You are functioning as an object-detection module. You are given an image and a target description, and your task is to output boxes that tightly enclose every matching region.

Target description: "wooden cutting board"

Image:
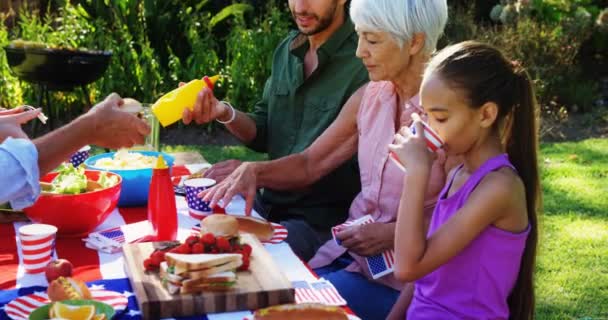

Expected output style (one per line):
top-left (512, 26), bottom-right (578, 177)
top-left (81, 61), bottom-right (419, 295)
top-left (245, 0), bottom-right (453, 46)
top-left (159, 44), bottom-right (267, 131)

top-left (122, 234), bottom-right (294, 319)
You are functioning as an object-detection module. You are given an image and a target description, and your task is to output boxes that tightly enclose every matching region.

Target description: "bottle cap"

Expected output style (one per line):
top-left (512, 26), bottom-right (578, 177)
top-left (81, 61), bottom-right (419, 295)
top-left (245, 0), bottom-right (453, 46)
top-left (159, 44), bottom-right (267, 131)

top-left (155, 155), bottom-right (168, 169)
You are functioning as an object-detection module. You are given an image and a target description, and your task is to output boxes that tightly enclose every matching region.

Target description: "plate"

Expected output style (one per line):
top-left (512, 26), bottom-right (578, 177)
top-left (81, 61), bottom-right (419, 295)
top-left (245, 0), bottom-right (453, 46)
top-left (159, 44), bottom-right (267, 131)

top-left (4, 289), bottom-right (127, 320)
top-left (192, 222), bottom-right (288, 244)
top-left (28, 299), bottom-right (115, 320)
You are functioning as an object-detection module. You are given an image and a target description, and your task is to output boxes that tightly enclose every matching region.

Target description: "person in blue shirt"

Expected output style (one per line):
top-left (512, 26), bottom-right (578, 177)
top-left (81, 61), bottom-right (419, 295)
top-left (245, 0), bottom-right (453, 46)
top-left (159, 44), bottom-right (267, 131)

top-left (0, 93), bottom-right (150, 209)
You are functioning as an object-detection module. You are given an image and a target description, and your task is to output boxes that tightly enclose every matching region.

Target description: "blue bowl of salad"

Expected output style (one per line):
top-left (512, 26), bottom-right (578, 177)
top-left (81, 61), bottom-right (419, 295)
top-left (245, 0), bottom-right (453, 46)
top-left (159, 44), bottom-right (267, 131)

top-left (84, 150), bottom-right (174, 207)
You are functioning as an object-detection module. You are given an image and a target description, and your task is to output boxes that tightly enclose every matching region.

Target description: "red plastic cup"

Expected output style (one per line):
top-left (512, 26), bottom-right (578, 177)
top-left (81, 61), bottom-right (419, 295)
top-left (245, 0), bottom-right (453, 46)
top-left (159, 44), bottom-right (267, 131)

top-left (390, 121), bottom-right (444, 170)
top-left (18, 224), bottom-right (57, 274)
top-left (411, 121), bottom-right (444, 152)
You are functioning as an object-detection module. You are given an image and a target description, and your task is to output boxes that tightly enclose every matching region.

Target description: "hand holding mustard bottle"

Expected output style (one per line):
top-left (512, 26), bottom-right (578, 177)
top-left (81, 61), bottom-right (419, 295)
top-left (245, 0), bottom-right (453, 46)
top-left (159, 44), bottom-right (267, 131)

top-left (151, 75), bottom-right (221, 127)
top-left (180, 76), bottom-right (233, 126)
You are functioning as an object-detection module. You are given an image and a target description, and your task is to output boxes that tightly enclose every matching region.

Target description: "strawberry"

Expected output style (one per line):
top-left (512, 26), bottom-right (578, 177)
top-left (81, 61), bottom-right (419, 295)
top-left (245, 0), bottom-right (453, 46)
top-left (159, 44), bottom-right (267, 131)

top-left (216, 236), bottom-right (231, 252)
top-left (238, 256), bottom-right (250, 271)
top-left (143, 258), bottom-right (156, 271)
top-left (191, 243), bottom-right (204, 254)
top-left (241, 244), bottom-right (252, 257)
top-left (171, 243), bottom-right (191, 254)
top-left (150, 251), bottom-right (166, 265)
top-left (201, 233), bottom-right (216, 246)
top-left (185, 235), bottom-right (200, 246)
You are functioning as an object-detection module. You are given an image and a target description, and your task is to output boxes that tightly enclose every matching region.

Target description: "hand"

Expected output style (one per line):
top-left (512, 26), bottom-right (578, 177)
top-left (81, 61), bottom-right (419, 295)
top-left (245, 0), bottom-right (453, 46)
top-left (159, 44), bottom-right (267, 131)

top-left (336, 222), bottom-right (394, 257)
top-left (0, 107), bottom-right (41, 142)
top-left (181, 83), bottom-right (228, 125)
top-left (200, 162), bottom-right (258, 216)
top-left (388, 113), bottom-right (433, 172)
top-left (204, 159), bottom-right (242, 183)
top-left (84, 93), bottom-right (151, 149)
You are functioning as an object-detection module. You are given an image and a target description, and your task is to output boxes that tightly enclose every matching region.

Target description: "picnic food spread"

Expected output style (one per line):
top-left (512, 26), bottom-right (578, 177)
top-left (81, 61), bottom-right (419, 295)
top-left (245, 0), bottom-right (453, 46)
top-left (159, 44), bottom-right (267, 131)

top-left (199, 214), bottom-right (239, 239)
top-left (45, 164), bottom-right (118, 195)
top-left (142, 215), bottom-right (253, 273)
top-left (253, 303), bottom-right (348, 320)
top-left (93, 149), bottom-right (158, 169)
top-left (234, 216), bottom-right (275, 242)
top-left (160, 253), bottom-right (241, 294)
top-left (47, 277), bottom-right (92, 301)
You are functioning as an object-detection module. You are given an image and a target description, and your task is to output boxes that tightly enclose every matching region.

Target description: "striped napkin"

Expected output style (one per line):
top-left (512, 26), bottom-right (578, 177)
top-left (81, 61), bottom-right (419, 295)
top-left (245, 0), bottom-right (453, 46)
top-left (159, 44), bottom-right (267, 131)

top-left (292, 279), bottom-right (346, 306)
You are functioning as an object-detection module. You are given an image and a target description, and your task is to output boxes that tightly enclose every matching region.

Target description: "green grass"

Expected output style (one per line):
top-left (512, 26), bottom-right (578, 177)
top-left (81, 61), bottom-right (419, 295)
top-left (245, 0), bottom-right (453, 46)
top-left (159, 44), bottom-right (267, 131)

top-left (161, 139), bottom-right (608, 319)
top-left (161, 144), bottom-right (267, 164)
top-left (536, 139), bottom-right (608, 319)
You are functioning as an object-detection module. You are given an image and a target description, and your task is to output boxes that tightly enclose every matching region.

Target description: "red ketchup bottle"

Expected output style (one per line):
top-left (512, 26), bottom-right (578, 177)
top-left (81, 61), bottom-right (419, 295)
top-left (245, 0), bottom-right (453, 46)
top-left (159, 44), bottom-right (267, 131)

top-left (147, 155), bottom-right (177, 241)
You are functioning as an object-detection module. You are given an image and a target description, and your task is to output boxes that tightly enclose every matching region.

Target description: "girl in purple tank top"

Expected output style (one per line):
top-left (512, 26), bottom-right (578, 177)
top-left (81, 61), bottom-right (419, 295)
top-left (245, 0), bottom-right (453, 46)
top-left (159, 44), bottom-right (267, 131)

top-left (388, 41), bottom-right (541, 320)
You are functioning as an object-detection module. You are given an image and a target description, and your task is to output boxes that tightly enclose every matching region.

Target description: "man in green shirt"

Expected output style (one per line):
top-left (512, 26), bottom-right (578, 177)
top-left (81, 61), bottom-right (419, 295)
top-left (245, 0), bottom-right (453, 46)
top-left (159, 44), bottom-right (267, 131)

top-left (182, 0), bottom-right (368, 260)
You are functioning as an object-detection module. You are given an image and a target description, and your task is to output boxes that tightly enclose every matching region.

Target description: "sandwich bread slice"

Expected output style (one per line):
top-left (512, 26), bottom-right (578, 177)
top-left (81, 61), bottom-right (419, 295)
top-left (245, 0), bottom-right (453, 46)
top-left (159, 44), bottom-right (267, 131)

top-left (161, 253), bottom-right (242, 294)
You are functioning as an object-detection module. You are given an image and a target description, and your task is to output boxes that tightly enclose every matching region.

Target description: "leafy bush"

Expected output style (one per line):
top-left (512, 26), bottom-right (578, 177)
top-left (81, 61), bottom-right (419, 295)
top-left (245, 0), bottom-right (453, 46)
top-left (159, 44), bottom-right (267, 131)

top-left (224, 1), bottom-right (291, 112)
top-left (0, 15), bottom-right (24, 108)
top-left (443, 3), bottom-right (600, 115)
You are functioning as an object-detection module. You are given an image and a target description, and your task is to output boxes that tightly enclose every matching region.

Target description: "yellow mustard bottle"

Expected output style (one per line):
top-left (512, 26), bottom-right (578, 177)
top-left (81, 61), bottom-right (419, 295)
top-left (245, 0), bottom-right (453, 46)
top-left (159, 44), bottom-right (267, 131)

top-left (151, 75), bottom-right (220, 127)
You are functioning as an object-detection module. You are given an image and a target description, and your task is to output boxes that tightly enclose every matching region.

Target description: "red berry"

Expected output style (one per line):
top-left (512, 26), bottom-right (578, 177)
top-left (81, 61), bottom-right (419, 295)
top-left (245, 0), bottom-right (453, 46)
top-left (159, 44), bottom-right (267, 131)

top-left (238, 258), bottom-right (250, 271)
top-left (150, 251), bottom-right (165, 265)
top-left (175, 243), bottom-right (191, 254)
top-left (185, 235), bottom-right (200, 246)
top-left (216, 237), bottom-right (231, 252)
top-left (210, 248), bottom-right (219, 254)
top-left (191, 243), bottom-right (204, 254)
top-left (241, 244), bottom-right (252, 257)
top-left (143, 258), bottom-right (155, 271)
top-left (201, 233), bottom-right (216, 246)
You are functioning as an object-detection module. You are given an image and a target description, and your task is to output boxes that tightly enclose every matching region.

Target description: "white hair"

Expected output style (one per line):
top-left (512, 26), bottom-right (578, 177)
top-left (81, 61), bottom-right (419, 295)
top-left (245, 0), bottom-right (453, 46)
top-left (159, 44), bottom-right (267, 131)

top-left (350, 0), bottom-right (448, 53)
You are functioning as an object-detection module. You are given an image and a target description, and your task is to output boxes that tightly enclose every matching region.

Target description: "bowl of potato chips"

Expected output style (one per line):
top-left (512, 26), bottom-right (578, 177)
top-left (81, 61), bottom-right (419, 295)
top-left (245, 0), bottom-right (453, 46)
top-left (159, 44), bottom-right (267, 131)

top-left (84, 150), bottom-right (174, 206)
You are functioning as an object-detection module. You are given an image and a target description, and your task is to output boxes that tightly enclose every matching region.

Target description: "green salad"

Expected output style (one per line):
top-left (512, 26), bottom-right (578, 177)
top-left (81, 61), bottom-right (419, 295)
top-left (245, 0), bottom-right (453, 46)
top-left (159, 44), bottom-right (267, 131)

top-left (50, 164), bottom-right (118, 194)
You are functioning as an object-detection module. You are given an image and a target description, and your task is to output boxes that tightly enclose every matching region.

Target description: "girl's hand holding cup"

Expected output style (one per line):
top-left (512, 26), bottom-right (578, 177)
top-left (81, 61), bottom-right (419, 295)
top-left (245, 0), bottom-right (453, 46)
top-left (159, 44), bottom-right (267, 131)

top-left (388, 113), bottom-right (443, 172)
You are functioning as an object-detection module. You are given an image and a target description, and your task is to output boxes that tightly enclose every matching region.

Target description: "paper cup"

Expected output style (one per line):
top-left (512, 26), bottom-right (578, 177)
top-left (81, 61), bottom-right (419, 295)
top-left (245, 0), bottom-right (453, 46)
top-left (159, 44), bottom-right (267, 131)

top-left (18, 224), bottom-right (57, 274)
top-left (184, 178), bottom-right (217, 220)
top-left (69, 145), bottom-right (91, 167)
top-left (411, 122), bottom-right (444, 152)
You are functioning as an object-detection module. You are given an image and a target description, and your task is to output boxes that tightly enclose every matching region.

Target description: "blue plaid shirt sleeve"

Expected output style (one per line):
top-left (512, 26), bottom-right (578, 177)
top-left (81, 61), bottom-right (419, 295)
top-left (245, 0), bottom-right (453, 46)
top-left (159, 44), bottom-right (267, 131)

top-left (0, 138), bottom-right (40, 210)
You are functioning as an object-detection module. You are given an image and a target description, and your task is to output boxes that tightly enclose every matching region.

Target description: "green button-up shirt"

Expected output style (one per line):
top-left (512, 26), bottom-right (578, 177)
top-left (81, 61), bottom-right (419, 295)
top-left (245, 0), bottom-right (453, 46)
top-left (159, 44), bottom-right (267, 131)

top-left (247, 18), bottom-right (368, 230)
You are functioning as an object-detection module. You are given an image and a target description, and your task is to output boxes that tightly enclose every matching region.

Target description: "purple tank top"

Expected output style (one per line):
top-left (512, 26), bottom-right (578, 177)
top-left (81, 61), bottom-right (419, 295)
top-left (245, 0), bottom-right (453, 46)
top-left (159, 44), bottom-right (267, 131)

top-left (407, 154), bottom-right (530, 319)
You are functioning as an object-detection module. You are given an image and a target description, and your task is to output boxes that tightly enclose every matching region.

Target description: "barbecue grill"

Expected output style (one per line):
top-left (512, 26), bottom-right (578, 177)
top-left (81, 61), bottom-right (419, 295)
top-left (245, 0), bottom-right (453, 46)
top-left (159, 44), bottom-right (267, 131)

top-left (3, 44), bottom-right (112, 131)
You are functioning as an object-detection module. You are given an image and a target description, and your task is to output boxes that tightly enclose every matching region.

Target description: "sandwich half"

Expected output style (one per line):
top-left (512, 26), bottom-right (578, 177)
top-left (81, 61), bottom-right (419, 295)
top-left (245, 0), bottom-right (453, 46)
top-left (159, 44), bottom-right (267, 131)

top-left (161, 253), bottom-right (242, 294)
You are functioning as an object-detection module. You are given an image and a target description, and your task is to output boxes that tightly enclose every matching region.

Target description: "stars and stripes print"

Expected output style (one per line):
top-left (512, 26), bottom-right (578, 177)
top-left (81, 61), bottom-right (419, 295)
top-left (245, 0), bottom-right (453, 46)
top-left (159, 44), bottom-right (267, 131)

top-left (4, 289), bottom-right (128, 320)
top-left (332, 215), bottom-right (396, 279)
top-left (98, 226), bottom-right (126, 244)
top-left (292, 279), bottom-right (346, 306)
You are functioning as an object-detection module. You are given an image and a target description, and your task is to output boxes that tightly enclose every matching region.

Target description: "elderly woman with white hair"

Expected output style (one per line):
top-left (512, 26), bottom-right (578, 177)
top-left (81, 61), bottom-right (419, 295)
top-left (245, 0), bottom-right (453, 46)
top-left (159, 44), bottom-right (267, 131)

top-left (200, 0), bottom-right (453, 318)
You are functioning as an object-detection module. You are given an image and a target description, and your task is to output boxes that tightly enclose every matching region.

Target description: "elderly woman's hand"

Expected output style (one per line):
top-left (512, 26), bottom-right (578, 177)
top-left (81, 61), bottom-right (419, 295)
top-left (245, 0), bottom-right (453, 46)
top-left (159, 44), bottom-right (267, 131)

top-left (205, 159), bottom-right (243, 183)
top-left (200, 161), bottom-right (259, 216)
top-left (337, 222), bottom-right (395, 257)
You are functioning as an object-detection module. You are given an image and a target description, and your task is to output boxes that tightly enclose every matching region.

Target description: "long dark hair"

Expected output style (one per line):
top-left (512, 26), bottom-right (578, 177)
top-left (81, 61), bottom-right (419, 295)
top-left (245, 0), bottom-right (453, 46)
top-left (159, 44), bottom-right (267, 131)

top-left (427, 41), bottom-right (541, 319)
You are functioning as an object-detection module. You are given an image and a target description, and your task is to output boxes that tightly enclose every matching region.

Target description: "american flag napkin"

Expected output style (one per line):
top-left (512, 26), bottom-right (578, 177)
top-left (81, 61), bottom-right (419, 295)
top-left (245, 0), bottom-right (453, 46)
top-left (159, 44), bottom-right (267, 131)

top-left (84, 227), bottom-right (125, 254)
top-left (332, 215), bottom-right (396, 279)
top-left (292, 279), bottom-right (347, 306)
top-left (83, 221), bottom-right (151, 254)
